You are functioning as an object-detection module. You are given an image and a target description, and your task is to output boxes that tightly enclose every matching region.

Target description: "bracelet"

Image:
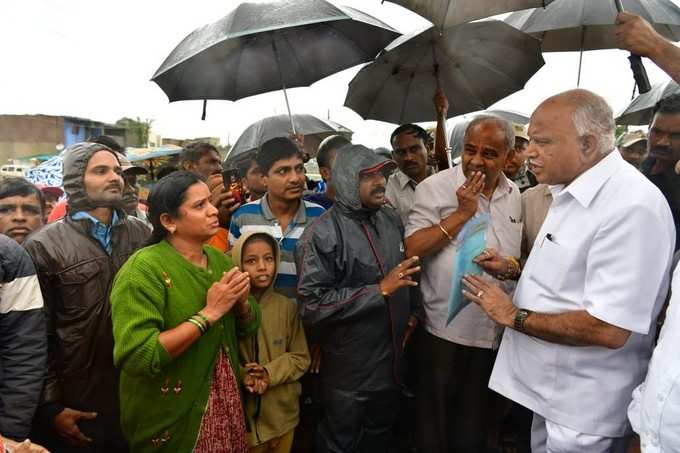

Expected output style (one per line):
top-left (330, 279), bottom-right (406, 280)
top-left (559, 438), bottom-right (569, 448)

top-left (195, 311), bottom-right (211, 329)
top-left (497, 256), bottom-right (521, 281)
top-left (187, 317), bottom-right (207, 335)
top-left (438, 223), bottom-right (453, 241)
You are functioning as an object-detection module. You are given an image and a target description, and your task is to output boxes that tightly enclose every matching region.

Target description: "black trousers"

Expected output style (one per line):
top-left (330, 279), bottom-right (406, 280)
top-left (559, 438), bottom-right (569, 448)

top-left (414, 328), bottom-right (497, 453)
top-left (316, 386), bottom-right (399, 453)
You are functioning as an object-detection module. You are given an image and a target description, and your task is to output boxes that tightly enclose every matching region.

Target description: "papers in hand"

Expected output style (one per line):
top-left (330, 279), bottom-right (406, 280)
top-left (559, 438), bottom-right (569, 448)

top-left (446, 213), bottom-right (489, 326)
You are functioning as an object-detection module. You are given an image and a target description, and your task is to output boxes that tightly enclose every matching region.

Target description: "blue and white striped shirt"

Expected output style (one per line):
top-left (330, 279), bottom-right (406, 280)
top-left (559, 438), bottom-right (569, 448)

top-left (229, 195), bottom-right (324, 299)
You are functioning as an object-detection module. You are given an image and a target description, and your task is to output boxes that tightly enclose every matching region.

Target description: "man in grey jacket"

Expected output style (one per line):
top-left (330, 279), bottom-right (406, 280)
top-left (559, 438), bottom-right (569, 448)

top-left (0, 234), bottom-right (46, 442)
top-left (295, 145), bottom-right (421, 453)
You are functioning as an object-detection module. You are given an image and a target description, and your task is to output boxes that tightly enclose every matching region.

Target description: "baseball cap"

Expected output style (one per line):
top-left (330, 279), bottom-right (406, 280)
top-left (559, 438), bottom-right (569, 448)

top-left (116, 153), bottom-right (148, 176)
top-left (512, 123), bottom-right (529, 142)
top-left (619, 130), bottom-right (647, 148)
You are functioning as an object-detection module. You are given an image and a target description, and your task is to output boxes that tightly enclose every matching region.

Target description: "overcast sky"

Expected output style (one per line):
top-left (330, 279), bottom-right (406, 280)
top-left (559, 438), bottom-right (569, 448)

top-left (1, 0), bottom-right (678, 150)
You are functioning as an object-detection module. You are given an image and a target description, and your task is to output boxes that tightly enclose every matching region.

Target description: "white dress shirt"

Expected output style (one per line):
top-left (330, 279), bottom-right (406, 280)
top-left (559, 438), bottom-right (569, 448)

top-left (628, 264), bottom-right (680, 452)
top-left (405, 165), bottom-right (522, 348)
top-left (489, 150), bottom-right (675, 437)
top-left (386, 169), bottom-right (433, 226)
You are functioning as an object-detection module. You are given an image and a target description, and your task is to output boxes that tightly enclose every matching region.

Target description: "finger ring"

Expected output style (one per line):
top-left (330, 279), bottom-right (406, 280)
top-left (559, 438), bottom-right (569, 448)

top-left (461, 184), bottom-right (468, 189)
top-left (477, 290), bottom-right (484, 298)
top-left (398, 272), bottom-right (404, 279)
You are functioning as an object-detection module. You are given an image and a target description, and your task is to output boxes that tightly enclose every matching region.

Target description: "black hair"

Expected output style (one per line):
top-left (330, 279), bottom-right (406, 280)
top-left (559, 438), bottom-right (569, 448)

top-left (180, 141), bottom-right (218, 166)
top-left (156, 164), bottom-right (179, 180)
top-left (652, 93), bottom-right (680, 119)
top-left (0, 177), bottom-right (45, 214)
top-left (146, 171), bottom-right (202, 246)
top-left (390, 124), bottom-right (432, 148)
top-left (241, 232), bottom-right (278, 265)
top-left (255, 137), bottom-right (303, 175)
top-left (90, 135), bottom-right (125, 154)
top-left (237, 157), bottom-right (257, 179)
top-left (317, 135), bottom-right (351, 169)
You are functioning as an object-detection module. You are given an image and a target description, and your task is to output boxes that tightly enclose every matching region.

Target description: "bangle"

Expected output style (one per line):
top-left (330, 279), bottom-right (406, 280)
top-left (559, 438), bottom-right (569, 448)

top-left (195, 311), bottom-right (211, 329)
top-left (438, 223), bottom-right (453, 241)
top-left (187, 317), bottom-right (207, 335)
top-left (497, 256), bottom-right (521, 281)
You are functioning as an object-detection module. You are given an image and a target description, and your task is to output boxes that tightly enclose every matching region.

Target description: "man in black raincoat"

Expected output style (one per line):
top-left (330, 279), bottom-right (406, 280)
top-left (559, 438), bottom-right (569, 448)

top-left (295, 144), bottom-right (421, 453)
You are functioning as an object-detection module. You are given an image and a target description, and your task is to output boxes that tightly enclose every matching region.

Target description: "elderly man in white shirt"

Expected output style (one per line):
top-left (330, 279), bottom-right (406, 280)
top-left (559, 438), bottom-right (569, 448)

top-left (462, 89), bottom-right (675, 453)
top-left (405, 115), bottom-right (522, 453)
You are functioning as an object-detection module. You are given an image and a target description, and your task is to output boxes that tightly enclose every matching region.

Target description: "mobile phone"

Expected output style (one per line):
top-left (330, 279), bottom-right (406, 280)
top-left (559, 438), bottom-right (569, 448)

top-left (222, 168), bottom-right (244, 204)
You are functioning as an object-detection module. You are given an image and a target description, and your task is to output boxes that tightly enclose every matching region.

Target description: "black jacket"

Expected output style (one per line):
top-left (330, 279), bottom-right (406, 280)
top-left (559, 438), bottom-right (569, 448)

top-left (295, 145), bottom-right (415, 392)
top-left (0, 235), bottom-right (46, 439)
top-left (23, 143), bottom-right (149, 427)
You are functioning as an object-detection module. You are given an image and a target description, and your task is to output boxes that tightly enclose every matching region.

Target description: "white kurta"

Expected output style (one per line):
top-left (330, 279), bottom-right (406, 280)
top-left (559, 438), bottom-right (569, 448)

top-left (489, 151), bottom-right (676, 437)
top-left (628, 263), bottom-right (680, 452)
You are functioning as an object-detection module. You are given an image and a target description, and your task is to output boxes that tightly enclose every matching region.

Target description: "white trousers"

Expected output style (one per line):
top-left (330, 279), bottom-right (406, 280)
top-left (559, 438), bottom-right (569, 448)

top-left (531, 413), bottom-right (628, 453)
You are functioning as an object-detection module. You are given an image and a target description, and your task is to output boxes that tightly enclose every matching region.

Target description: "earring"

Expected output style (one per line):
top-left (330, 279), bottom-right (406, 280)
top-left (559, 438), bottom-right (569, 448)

top-left (168, 226), bottom-right (176, 234)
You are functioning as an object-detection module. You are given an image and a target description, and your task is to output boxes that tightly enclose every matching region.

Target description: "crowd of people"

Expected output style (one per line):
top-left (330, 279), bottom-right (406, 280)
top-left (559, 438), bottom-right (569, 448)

top-left (1, 11), bottom-right (680, 453)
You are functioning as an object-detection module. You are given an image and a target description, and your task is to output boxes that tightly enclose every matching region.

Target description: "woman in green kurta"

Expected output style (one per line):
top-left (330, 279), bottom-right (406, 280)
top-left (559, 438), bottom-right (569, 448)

top-left (110, 171), bottom-right (261, 453)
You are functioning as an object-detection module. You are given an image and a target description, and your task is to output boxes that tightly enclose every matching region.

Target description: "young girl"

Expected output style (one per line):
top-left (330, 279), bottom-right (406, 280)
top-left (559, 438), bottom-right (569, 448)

top-left (233, 232), bottom-right (310, 453)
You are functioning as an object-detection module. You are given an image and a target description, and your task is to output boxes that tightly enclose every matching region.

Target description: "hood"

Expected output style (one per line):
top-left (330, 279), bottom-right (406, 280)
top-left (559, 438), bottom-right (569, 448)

top-left (231, 230), bottom-right (281, 294)
top-left (332, 144), bottom-right (397, 214)
top-left (63, 142), bottom-right (121, 212)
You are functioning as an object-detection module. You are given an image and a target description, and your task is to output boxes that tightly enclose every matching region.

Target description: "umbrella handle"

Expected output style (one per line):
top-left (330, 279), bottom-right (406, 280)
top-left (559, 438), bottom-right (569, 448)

top-left (614, 0), bottom-right (651, 93)
top-left (271, 40), bottom-right (297, 135)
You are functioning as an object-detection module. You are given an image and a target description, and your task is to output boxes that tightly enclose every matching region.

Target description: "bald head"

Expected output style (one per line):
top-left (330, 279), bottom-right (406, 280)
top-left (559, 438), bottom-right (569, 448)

top-left (528, 89), bottom-right (615, 186)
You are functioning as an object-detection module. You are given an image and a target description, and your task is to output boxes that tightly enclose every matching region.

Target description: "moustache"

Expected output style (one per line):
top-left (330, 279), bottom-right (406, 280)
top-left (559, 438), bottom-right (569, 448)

top-left (106, 182), bottom-right (122, 191)
top-left (370, 187), bottom-right (386, 196)
top-left (286, 184), bottom-right (304, 190)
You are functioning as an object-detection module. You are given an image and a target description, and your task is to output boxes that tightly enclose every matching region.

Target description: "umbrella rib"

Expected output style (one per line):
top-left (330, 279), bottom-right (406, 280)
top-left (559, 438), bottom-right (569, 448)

top-left (399, 47), bottom-right (432, 123)
top-left (279, 31), bottom-right (316, 87)
top-left (365, 61), bottom-right (404, 120)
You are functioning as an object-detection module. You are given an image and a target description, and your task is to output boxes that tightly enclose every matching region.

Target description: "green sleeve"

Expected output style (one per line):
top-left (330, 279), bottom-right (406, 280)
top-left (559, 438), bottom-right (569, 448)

top-left (236, 296), bottom-right (261, 338)
top-left (111, 256), bottom-right (173, 378)
top-left (263, 300), bottom-right (311, 387)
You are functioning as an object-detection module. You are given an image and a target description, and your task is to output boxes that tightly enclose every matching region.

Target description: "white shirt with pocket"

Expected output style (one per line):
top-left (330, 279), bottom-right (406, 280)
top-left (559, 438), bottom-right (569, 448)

top-left (405, 164), bottom-right (522, 349)
top-left (489, 150), bottom-right (675, 437)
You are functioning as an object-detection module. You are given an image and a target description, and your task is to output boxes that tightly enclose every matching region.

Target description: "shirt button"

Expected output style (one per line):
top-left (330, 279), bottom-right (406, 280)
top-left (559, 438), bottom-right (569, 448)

top-left (225, 346), bottom-right (230, 354)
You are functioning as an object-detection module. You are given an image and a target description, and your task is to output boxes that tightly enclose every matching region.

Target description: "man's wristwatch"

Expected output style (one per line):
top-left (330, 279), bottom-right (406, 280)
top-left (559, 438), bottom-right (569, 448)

top-left (514, 309), bottom-right (532, 332)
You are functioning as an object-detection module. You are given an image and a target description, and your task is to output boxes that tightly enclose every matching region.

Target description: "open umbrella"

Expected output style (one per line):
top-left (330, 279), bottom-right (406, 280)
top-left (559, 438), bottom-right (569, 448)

top-left (24, 154), bottom-right (63, 188)
top-left (344, 21), bottom-right (544, 125)
top-left (152, 0), bottom-right (400, 132)
top-left (384, 0), bottom-right (554, 28)
top-left (617, 79), bottom-right (680, 125)
top-left (225, 114), bottom-right (353, 163)
top-left (505, 0), bottom-right (680, 86)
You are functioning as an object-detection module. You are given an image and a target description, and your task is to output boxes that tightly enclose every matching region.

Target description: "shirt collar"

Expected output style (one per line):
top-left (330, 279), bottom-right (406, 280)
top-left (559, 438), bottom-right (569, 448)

top-left (71, 210), bottom-right (120, 227)
top-left (552, 150), bottom-right (621, 208)
top-left (260, 194), bottom-right (307, 224)
top-left (394, 167), bottom-right (434, 190)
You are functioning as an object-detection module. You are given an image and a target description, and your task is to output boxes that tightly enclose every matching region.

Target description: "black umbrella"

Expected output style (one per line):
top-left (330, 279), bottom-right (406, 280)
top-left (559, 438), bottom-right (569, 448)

top-left (225, 114), bottom-right (353, 163)
top-left (505, 0), bottom-right (680, 88)
top-left (344, 21), bottom-right (544, 124)
top-left (384, 0), bottom-right (554, 28)
top-left (152, 0), bottom-right (400, 132)
top-left (617, 79), bottom-right (680, 125)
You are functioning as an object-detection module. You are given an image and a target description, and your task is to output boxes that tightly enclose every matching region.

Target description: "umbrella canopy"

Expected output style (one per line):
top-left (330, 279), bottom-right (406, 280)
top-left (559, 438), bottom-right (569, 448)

top-left (617, 79), bottom-right (680, 125)
top-left (483, 109), bottom-right (530, 125)
top-left (386, 0), bottom-right (554, 28)
top-left (344, 21), bottom-right (544, 124)
top-left (152, 0), bottom-right (400, 103)
top-left (127, 145), bottom-right (183, 162)
top-left (225, 114), bottom-right (353, 163)
top-left (505, 0), bottom-right (680, 51)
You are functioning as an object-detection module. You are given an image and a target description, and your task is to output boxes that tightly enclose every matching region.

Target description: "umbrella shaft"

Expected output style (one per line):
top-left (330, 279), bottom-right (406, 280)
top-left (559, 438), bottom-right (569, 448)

top-left (271, 40), bottom-right (297, 135)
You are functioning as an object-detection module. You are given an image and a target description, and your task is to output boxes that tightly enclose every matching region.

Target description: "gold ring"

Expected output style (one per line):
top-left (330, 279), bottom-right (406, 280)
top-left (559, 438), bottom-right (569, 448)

top-left (477, 290), bottom-right (484, 298)
top-left (461, 184), bottom-right (468, 189)
top-left (398, 272), bottom-right (404, 279)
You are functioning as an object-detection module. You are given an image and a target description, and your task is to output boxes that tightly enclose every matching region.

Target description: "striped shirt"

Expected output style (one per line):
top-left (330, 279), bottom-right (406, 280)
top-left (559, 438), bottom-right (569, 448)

top-left (229, 195), bottom-right (325, 299)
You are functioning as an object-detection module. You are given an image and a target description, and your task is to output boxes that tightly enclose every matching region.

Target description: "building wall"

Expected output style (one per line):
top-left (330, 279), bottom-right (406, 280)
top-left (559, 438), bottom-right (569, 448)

top-left (0, 115), bottom-right (65, 164)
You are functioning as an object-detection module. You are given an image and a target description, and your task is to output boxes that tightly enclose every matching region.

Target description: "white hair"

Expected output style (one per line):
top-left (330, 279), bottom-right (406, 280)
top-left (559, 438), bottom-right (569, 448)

top-left (567, 90), bottom-right (616, 155)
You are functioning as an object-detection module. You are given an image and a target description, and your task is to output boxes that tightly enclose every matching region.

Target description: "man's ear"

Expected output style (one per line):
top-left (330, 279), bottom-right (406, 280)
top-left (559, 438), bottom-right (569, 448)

top-left (580, 134), bottom-right (599, 159)
top-left (181, 161), bottom-right (193, 172)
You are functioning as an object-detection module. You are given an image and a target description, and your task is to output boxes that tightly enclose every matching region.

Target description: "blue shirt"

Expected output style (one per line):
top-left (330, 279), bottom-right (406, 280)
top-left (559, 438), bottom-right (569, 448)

top-left (71, 211), bottom-right (120, 255)
top-left (228, 195), bottom-right (324, 299)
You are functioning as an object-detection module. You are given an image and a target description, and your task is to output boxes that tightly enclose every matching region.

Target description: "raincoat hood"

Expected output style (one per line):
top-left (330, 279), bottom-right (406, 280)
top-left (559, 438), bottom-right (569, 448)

top-left (62, 142), bottom-right (121, 212)
top-left (231, 231), bottom-right (281, 295)
top-left (331, 144), bottom-right (397, 214)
